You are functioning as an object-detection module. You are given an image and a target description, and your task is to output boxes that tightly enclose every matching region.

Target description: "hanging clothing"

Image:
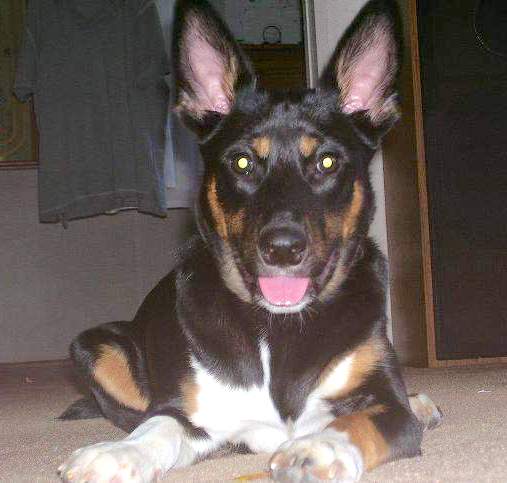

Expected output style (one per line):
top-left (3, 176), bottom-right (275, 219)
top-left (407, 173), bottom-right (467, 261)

top-left (15, 0), bottom-right (170, 223)
top-left (155, 0), bottom-right (204, 209)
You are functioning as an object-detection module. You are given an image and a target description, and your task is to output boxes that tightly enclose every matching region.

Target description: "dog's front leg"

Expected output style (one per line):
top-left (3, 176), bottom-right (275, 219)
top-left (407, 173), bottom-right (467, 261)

top-left (269, 403), bottom-right (423, 483)
top-left (58, 416), bottom-right (211, 483)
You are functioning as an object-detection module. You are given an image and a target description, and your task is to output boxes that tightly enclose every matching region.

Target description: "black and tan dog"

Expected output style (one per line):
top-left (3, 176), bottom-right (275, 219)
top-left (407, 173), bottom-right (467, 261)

top-left (58, 1), bottom-right (441, 481)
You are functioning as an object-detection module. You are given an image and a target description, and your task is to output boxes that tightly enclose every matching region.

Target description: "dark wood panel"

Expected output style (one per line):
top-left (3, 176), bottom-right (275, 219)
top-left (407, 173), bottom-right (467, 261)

top-left (383, 0), bottom-right (427, 366)
top-left (0, 0), bottom-right (38, 169)
top-left (417, 0), bottom-right (507, 360)
top-left (243, 44), bottom-right (306, 91)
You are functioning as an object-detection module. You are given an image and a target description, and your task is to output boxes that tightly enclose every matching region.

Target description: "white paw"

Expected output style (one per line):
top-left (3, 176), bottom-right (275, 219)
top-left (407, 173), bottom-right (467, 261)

top-left (57, 441), bottom-right (160, 483)
top-left (269, 430), bottom-right (363, 483)
top-left (409, 393), bottom-right (443, 431)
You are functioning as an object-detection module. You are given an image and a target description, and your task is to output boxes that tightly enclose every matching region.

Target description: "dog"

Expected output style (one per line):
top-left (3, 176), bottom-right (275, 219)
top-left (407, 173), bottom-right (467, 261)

top-left (57, 1), bottom-right (442, 481)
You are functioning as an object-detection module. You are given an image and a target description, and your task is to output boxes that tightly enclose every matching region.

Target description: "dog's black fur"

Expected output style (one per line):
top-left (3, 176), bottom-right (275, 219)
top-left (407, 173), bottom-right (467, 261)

top-left (59, 1), bottom-right (441, 481)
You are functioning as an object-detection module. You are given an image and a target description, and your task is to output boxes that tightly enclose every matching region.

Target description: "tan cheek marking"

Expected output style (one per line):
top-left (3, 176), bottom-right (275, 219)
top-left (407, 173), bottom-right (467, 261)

top-left (318, 256), bottom-right (348, 303)
top-left (252, 136), bottom-right (271, 158)
top-left (299, 135), bottom-right (319, 157)
top-left (328, 404), bottom-right (389, 470)
top-left (318, 181), bottom-right (365, 302)
top-left (342, 181), bottom-right (364, 239)
top-left (220, 244), bottom-right (252, 303)
top-left (305, 216), bottom-right (326, 261)
top-left (324, 212), bottom-right (340, 240)
top-left (93, 344), bottom-right (150, 412)
top-left (207, 176), bottom-right (228, 240)
top-left (318, 337), bottom-right (385, 400)
top-left (229, 209), bottom-right (246, 237)
top-left (180, 376), bottom-right (200, 417)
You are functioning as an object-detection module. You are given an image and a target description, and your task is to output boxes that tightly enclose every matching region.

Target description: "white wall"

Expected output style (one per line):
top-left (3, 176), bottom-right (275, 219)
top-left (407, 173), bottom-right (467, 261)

top-left (209, 0), bottom-right (302, 44)
top-left (312, 0), bottom-right (393, 339)
top-left (0, 170), bottom-right (193, 363)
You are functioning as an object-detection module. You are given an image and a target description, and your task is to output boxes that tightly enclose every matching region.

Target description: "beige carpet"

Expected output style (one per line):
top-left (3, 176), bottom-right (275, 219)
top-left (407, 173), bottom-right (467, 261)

top-left (0, 361), bottom-right (506, 482)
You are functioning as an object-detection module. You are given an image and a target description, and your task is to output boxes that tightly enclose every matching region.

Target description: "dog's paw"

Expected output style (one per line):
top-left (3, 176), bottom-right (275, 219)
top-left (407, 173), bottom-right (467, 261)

top-left (57, 441), bottom-right (159, 483)
top-left (269, 429), bottom-right (363, 482)
top-left (409, 393), bottom-right (443, 431)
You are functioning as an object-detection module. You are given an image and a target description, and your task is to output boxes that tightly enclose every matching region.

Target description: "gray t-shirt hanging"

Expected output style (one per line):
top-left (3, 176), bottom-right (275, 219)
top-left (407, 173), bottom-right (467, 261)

top-left (15, 0), bottom-right (170, 223)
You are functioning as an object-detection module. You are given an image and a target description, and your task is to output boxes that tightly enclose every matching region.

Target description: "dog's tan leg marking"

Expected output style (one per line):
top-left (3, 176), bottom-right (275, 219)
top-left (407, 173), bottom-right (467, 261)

top-left (180, 376), bottom-right (200, 418)
top-left (409, 393), bottom-right (443, 431)
top-left (207, 176), bottom-right (228, 240)
top-left (252, 136), bottom-right (271, 158)
top-left (316, 337), bottom-right (385, 400)
top-left (299, 135), bottom-right (319, 157)
top-left (93, 344), bottom-right (149, 411)
top-left (342, 180), bottom-right (364, 239)
top-left (328, 405), bottom-right (389, 471)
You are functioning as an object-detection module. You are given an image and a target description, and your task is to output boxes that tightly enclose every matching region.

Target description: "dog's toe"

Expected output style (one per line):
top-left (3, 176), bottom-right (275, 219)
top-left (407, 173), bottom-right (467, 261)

top-left (57, 441), bottom-right (158, 483)
top-left (269, 430), bottom-right (363, 483)
top-left (409, 393), bottom-right (443, 431)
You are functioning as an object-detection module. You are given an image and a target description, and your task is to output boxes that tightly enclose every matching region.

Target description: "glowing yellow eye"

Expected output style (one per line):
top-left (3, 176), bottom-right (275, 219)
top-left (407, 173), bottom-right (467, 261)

top-left (237, 157), bottom-right (249, 170)
top-left (322, 156), bottom-right (335, 169)
top-left (317, 154), bottom-right (339, 174)
top-left (233, 155), bottom-right (253, 174)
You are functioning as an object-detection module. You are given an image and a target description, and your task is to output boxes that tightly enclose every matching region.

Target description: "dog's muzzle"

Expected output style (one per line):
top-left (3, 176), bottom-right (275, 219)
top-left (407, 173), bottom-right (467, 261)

top-left (257, 225), bottom-right (310, 307)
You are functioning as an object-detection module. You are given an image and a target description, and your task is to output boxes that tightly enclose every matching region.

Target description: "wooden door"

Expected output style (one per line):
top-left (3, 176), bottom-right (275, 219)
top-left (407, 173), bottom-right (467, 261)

top-left (417, 0), bottom-right (507, 362)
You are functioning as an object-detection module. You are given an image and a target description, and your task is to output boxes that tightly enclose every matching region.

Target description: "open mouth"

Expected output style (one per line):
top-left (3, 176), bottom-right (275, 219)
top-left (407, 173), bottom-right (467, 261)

top-left (258, 276), bottom-right (311, 307)
top-left (254, 246), bottom-right (343, 311)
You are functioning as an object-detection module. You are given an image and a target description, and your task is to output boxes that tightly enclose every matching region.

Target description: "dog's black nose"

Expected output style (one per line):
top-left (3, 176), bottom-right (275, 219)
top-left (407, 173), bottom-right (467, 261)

top-left (259, 227), bottom-right (307, 266)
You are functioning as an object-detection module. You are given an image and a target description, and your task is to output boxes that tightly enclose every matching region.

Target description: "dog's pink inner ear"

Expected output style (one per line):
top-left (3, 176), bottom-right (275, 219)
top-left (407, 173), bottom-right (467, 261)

top-left (186, 35), bottom-right (232, 114)
top-left (341, 46), bottom-right (389, 114)
top-left (337, 18), bottom-right (397, 123)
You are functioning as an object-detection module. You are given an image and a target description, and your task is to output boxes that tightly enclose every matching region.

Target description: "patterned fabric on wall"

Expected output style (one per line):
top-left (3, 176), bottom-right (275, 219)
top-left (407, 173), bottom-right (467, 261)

top-left (0, 0), bottom-right (36, 166)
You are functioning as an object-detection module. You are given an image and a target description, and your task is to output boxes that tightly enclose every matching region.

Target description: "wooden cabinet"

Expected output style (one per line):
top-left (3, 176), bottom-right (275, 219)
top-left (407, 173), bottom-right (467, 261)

top-left (385, 0), bottom-right (507, 367)
top-left (242, 44), bottom-right (306, 91)
top-left (0, 0), bottom-right (38, 169)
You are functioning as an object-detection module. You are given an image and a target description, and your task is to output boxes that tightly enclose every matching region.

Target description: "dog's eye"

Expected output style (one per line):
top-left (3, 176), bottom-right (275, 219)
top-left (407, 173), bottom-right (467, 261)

top-left (316, 154), bottom-right (339, 174)
top-left (232, 155), bottom-right (254, 175)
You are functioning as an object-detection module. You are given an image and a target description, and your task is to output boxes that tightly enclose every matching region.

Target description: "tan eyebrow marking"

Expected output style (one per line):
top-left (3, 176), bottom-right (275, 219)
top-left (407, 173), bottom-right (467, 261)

top-left (207, 176), bottom-right (228, 240)
top-left (299, 135), bottom-right (319, 157)
top-left (252, 136), bottom-right (271, 158)
top-left (328, 404), bottom-right (389, 470)
top-left (342, 180), bottom-right (364, 239)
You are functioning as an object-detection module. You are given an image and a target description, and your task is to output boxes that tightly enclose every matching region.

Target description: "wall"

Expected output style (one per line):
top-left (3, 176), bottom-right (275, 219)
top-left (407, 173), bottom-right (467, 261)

top-left (209, 0), bottom-right (302, 44)
top-left (1, 1), bottom-right (395, 363)
top-left (1, 170), bottom-right (193, 363)
top-left (312, 0), bottom-right (393, 339)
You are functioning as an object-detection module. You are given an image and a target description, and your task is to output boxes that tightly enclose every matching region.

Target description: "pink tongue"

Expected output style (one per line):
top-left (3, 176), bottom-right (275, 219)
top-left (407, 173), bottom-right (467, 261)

top-left (258, 277), bottom-right (310, 306)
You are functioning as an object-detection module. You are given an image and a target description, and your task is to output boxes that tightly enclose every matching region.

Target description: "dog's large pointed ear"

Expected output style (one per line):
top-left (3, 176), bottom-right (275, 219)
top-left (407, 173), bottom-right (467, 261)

top-left (172, 0), bottom-right (255, 140)
top-left (320, 0), bottom-right (401, 133)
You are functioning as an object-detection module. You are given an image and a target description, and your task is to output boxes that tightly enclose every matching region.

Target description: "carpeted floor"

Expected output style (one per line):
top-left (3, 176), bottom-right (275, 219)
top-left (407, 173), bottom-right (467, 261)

top-left (0, 361), bottom-right (506, 482)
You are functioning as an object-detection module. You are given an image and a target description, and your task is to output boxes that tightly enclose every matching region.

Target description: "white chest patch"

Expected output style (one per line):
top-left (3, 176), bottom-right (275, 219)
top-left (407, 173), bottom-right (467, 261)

top-left (189, 343), bottom-right (353, 453)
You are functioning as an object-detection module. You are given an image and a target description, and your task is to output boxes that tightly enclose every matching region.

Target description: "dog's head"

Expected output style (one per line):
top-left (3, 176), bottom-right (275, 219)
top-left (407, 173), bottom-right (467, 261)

top-left (172, 0), bottom-right (401, 313)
